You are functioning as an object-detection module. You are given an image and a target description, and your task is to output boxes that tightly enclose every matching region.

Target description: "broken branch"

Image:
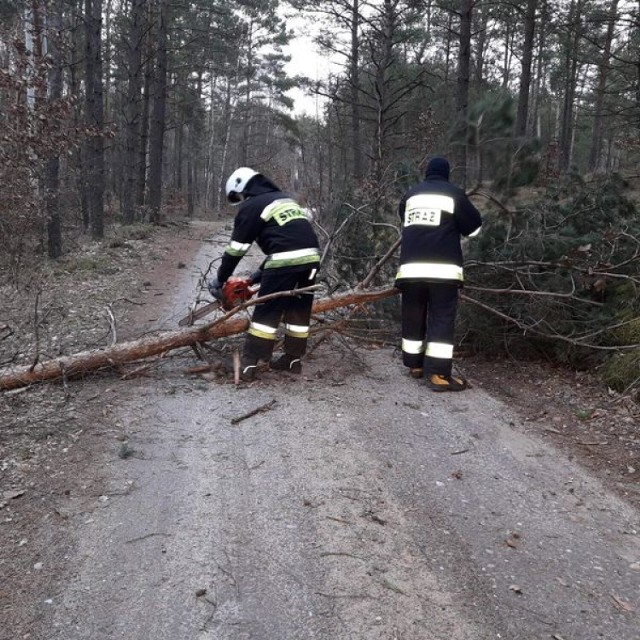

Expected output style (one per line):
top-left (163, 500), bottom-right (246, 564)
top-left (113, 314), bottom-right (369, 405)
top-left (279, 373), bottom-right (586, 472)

top-left (231, 399), bottom-right (276, 425)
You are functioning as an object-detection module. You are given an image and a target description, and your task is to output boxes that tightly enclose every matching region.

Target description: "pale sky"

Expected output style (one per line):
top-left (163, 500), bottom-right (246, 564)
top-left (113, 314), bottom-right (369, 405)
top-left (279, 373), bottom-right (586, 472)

top-left (281, 14), bottom-right (334, 117)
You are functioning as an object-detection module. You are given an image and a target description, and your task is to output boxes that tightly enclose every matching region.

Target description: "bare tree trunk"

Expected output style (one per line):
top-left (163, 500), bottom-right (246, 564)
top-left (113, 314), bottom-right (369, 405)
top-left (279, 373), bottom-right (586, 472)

top-left (68, 0), bottom-right (88, 229)
top-left (175, 119), bottom-right (183, 192)
top-left (444, 9), bottom-right (452, 106)
top-left (121, 0), bottom-right (145, 224)
top-left (84, 0), bottom-right (105, 240)
top-left (103, 0), bottom-right (113, 200)
top-left (455, 0), bottom-right (474, 186)
top-left (137, 27), bottom-right (152, 210)
top-left (241, 20), bottom-right (254, 166)
top-left (372, 0), bottom-right (395, 188)
top-left (515, 0), bottom-right (537, 138)
top-left (186, 124), bottom-right (194, 217)
top-left (502, 16), bottom-right (511, 88)
top-left (218, 72), bottom-right (239, 211)
top-left (558, 0), bottom-right (582, 172)
top-left (350, 0), bottom-right (363, 180)
top-left (45, 1), bottom-right (63, 258)
top-left (530, 0), bottom-right (548, 140)
top-left (637, 0), bottom-right (640, 136)
top-left (588, 0), bottom-right (619, 172)
top-left (147, 0), bottom-right (169, 223)
top-left (473, 2), bottom-right (487, 85)
top-left (204, 75), bottom-right (218, 212)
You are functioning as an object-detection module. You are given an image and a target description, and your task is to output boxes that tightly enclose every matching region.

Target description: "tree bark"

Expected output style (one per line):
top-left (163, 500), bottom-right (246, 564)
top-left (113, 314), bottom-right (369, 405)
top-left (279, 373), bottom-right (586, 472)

top-left (530, 0), bottom-right (548, 140)
top-left (0, 287), bottom-right (399, 391)
top-left (121, 0), bottom-right (145, 224)
top-left (558, 0), bottom-right (583, 171)
top-left (515, 0), bottom-right (537, 138)
top-left (350, 0), bottom-right (363, 180)
top-left (137, 11), bottom-right (153, 209)
top-left (186, 124), bottom-right (194, 217)
top-left (46, 1), bottom-right (63, 258)
top-left (473, 2), bottom-right (487, 86)
top-left (147, 0), bottom-right (169, 223)
top-left (84, 0), bottom-right (105, 239)
top-left (455, 0), bottom-right (474, 186)
top-left (588, 0), bottom-right (619, 172)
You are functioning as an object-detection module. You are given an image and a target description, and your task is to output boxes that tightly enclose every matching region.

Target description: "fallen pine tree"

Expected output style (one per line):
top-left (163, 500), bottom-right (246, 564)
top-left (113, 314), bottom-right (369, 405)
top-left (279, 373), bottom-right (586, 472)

top-left (0, 286), bottom-right (399, 391)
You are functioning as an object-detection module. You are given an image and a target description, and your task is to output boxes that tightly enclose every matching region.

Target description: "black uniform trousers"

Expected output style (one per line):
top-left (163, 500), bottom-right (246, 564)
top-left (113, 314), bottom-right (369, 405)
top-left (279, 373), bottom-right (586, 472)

top-left (244, 266), bottom-right (318, 363)
top-left (400, 281), bottom-right (459, 377)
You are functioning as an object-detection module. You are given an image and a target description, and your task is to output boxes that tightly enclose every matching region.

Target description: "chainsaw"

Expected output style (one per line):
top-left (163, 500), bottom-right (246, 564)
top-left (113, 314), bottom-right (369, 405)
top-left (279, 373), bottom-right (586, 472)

top-left (178, 278), bottom-right (258, 327)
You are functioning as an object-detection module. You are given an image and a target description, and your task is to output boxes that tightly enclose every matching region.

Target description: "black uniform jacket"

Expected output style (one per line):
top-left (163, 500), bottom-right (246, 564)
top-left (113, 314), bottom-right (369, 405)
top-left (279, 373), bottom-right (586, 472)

top-left (396, 175), bottom-right (482, 285)
top-left (217, 175), bottom-right (320, 283)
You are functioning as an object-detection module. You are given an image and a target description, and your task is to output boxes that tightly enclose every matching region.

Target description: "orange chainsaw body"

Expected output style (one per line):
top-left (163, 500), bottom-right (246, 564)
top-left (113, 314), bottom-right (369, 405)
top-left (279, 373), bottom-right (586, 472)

top-left (221, 278), bottom-right (254, 311)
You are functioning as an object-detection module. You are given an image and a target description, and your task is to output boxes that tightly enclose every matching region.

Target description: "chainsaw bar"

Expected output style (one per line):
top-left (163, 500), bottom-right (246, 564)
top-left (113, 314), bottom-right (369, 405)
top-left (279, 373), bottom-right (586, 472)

top-left (177, 300), bottom-right (222, 327)
top-left (179, 282), bottom-right (259, 327)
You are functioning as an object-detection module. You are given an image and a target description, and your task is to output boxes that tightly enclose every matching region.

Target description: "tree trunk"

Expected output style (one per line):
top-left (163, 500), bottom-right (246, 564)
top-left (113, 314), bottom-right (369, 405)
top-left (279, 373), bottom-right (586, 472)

top-left (455, 0), bottom-right (474, 186)
top-left (121, 0), bottom-right (145, 225)
top-left (84, 0), bottom-right (105, 240)
top-left (515, 0), bottom-right (537, 138)
top-left (68, 0), bottom-right (88, 229)
top-left (137, 14), bottom-right (153, 210)
top-left (350, 0), bottom-right (363, 180)
top-left (147, 0), bottom-right (169, 223)
top-left (530, 0), bottom-right (548, 140)
top-left (186, 124), bottom-right (194, 217)
top-left (637, 0), bottom-right (640, 136)
top-left (588, 0), bottom-right (619, 172)
top-left (0, 287), bottom-right (398, 391)
top-left (473, 2), bottom-right (487, 86)
top-left (204, 74), bottom-right (218, 212)
top-left (372, 0), bottom-right (395, 188)
top-left (241, 20), bottom-right (254, 166)
top-left (175, 119), bottom-right (183, 192)
top-left (558, 0), bottom-right (582, 172)
top-left (218, 73), bottom-right (238, 211)
top-left (45, 2), bottom-right (64, 258)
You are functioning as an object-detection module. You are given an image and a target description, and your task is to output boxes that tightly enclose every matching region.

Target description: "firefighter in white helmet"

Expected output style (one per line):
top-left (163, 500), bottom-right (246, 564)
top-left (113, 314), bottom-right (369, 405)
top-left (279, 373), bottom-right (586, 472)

top-left (395, 157), bottom-right (482, 391)
top-left (208, 167), bottom-right (320, 381)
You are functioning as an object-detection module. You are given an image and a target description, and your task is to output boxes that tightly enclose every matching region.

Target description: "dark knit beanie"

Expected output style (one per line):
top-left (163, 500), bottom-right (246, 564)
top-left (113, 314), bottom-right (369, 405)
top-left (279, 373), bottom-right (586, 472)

top-left (425, 156), bottom-right (450, 180)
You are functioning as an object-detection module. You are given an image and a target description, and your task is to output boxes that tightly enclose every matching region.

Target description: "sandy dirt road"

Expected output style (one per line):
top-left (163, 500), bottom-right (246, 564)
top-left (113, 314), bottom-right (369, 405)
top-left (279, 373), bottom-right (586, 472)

top-left (7, 227), bottom-right (640, 639)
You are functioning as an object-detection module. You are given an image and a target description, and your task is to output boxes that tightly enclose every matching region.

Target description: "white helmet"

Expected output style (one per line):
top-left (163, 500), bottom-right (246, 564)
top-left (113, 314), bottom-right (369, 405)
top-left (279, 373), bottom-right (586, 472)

top-left (225, 167), bottom-right (259, 205)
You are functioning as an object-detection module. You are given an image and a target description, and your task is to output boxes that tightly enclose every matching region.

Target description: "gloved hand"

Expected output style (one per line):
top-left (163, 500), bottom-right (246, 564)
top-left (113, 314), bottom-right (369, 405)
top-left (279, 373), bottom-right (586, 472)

top-left (207, 277), bottom-right (223, 300)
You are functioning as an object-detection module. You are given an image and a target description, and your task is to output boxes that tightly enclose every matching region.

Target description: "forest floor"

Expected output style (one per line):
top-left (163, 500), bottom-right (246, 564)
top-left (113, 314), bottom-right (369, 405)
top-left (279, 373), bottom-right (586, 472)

top-left (1, 219), bottom-right (639, 639)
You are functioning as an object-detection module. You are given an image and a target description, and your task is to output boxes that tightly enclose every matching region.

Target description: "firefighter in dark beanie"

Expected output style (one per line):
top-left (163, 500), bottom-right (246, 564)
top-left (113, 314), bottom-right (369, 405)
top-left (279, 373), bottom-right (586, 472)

top-left (208, 167), bottom-right (320, 381)
top-left (395, 157), bottom-right (482, 391)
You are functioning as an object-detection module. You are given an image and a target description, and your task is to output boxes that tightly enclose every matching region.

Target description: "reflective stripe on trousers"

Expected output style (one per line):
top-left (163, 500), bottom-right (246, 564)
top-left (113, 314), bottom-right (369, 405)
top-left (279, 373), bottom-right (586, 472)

top-left (247, 321), bottom-right (278, 341)
top-left (285, 323), bottom-right (310, 339)
top-left (425, 341), bottom-right (453, 359)
top-left (402, 338), bottom-right (424, 355)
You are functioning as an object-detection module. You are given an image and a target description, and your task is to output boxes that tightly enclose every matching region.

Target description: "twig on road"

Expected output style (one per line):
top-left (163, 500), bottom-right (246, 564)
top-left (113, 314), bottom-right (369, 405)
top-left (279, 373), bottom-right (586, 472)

top-left (231, 399), bottom-right (276, 425)
top-left (319, 551), bottom-right (365, 560)
top-left (125, 532), bottom-right (172, 544)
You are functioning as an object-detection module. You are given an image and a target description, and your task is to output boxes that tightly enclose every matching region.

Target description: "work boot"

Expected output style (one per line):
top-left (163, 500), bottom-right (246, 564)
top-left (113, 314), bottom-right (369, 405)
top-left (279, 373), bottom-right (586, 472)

top-left (269, 353), bottom-right (302, 374)
top-left (409, 367), bottom-right (424, 379)
top-left (426, 373), bottom-right (467, 392)
top-left (219, 355), bottom-right (259, 382)
top-left (240, 356), bottom-right (259, 382)
top-left (239, 365), bottom-right (257, 382)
